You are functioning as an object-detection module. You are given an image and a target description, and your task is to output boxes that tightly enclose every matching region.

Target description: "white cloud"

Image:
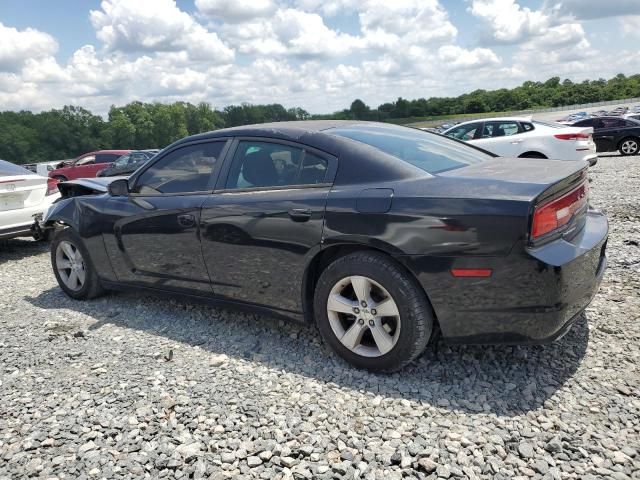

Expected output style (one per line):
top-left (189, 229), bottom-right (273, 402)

top-left (621, 16), bottom-right (640, 37)
top-left (89, 0), bottom-right (234, 62)
top-left (0, 22), bottom-right (58, 72)
top-left (437, 45), bottom-right (501, 69)
top-left (195, 0), bottom-right (277, 22)
top-left (469, 0), bottom-right (549, 44)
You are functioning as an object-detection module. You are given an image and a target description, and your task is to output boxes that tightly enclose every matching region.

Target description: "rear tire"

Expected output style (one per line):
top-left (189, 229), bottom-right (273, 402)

top-left (618, 137), bottom-right (639, 156)
top-left (51, 228), bottom-right (104, 300)
top-left (314, 251), bottom-right (433, 372)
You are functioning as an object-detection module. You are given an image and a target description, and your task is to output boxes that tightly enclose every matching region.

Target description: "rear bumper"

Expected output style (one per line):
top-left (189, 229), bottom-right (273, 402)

top-left (0, 194), bottom-right (60, 240)
top-left (398, 210), bottom-right (608, 344)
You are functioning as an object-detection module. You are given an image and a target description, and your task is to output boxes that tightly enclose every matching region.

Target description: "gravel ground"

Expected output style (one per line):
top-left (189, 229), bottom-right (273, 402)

top-left (1, 155), bottom-right (639, 480)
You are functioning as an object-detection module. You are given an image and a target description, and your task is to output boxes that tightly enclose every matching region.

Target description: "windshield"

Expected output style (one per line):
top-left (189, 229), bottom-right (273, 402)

top-left (328, 124), bottom-right (491, 174)
top-left (0, 159), bottom-right (34, 177)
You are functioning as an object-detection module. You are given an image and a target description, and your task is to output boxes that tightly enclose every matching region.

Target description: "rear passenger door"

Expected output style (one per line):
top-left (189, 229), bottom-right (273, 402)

top-left (473, 121), bottom-right (523, 157)
top-left (200, 138), bottom-right (337, 312)
top-left (597, 118), bottom-right (626, 152)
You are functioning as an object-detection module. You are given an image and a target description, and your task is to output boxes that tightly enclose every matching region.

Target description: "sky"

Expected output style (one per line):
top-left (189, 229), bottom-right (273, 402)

top-left (0, 0), bottom-right (639, 115)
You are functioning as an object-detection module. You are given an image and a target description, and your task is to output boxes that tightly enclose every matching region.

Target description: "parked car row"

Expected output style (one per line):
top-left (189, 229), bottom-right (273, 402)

top-left (557, 104), bottom-right (640, 123)
top-left (441, 117), bottom-right (597, 165)
top-left (39, 121), bottom-right (608, 372)
top-left (571, 116), bottom-right (640, 156)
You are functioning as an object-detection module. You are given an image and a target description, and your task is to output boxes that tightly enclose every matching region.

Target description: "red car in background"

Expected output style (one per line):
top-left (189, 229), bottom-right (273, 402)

top-left (48, 150), bottom-right (131, 181)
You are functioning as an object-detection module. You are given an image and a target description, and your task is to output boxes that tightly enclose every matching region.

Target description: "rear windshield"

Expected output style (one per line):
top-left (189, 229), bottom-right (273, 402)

top-left (328, 124), bottom-right (491, 174)
top-left (0, 160), bottom-right (34, 177)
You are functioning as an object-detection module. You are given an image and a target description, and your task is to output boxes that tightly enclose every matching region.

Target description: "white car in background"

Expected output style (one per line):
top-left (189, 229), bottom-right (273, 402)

top-left (442, 117), bottom-right (598, 166)
top-left (0, 160), bottom-right (60, 240)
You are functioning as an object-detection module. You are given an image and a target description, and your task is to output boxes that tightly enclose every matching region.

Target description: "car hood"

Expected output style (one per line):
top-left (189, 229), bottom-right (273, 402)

top-left (57, 176), bottom-right (126, 197)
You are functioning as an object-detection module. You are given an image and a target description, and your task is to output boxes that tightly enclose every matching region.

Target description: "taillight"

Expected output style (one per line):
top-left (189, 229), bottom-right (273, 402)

top-left (531, 182), bottom-right (589, 239)
top-left (46, 178), bottom-right (59, 196)
top-left (554, 133), bottom-right (591, 140)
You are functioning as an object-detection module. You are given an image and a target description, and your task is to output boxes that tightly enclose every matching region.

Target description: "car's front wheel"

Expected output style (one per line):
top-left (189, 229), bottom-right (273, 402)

top-left (314, 251), bottom-right (433, 372)
top-left (618, 137), bottom-right (640, 156)
top-left (51, 229), bottom-right (104, 300)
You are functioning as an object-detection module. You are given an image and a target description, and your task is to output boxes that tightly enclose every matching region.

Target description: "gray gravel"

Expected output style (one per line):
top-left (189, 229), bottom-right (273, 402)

top-left (1, 154), bottom-right (639, 479)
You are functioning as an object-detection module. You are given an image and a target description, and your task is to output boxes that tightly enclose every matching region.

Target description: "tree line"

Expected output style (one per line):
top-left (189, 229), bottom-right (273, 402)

top-left (1, 73), bottom-right (639, 164)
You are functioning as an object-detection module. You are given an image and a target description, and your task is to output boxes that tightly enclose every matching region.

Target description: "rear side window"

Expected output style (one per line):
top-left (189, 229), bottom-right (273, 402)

top-left (601, 118), bottom-right (625, 128)
top-left (521, 122), bottom-right (534, 132)
top-left (225, 141), bottom-right (328, 189)
top-left (76, 155), bottom-right (95, 166)
top-left (329, 124), bottom-right (491, 174)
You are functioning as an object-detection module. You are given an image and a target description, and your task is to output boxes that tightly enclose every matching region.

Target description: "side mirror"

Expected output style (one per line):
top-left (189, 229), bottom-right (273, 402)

top-left (108, 179), bottom-right (130, 196)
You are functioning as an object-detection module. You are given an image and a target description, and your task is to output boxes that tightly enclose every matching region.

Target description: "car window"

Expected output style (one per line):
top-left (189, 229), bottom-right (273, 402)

top-left (225, 141), bottom-right (328, 189)
top-left (96, 153), bottom-right (121, 163)
top-left (113, 155), bottom-right (130, 167)
top-left (446, 123), bottom-right (479, 141)
top-left (134, 142), bottom-right (225, 195)
top-left (573, 119), bottom-right (593, 127)
top-left (484, 121), bottom-right (520, 138)
top-left (521, 122), bottom-right (534, 132)
top-left (601, 118), bottom-right (625, 128)
top-left (329, 124), bottom-right (491, 174)
top-left (75, 155), bottom-right (95, 166)
top-left (624, 119), bottom-right (640, 127)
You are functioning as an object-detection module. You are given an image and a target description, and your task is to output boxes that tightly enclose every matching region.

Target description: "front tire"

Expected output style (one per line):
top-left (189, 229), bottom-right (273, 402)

top-left (618, 137), bottom-right (640, 156)
top-left (51, 229), bottom-right (104, 300)
top-left (314, 251), bottom-right (433, 372)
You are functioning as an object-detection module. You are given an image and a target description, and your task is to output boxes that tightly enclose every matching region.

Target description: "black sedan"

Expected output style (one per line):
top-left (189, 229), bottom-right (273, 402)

top-left (96, 150), bottom-right (159, 177)
top-left (43, 121), bottom-right (608, 372)
top-left (572, 116), bottom-right (640, 155)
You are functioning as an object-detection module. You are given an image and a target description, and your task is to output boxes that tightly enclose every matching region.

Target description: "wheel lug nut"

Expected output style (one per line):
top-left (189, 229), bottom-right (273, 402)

top-left (361, 301), bottom-right (367, 307)
top-left (369, 320), bottom-right (375, 326)
top-left (371, 309), bottom-right (377, 315)
top-left (358, 318), bottom-right (364, 325)
top-left (353, 307), bottom-right (360, 314)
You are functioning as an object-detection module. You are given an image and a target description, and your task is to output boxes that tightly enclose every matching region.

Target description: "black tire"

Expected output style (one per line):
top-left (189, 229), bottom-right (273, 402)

top-left (53, 175), bottom-right (67, 182)
top-left (51, 228), bottom-right (105, 300)
top-left (519, 152), bottom-right (547, 159)
top-left (314, 251), bottom-right (433, 372)
top-left (618, 137), bottom-right (640, 156)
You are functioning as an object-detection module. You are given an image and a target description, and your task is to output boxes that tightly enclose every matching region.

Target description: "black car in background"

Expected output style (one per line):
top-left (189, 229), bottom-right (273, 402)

top-left (43, 121), bottom-right (607, 372)
top-left (96, 150), bottom-right (159, 177)
top-left (572, 116), bottom-right (640, 156)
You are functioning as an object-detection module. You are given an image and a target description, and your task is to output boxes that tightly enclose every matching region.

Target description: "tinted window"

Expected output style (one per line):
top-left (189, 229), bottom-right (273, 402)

top-left (96, 153), bottom-right (121, 163)
top-left (483, 121), bottom-right (520, 138)
top-left (446, 123), bottom-right (479, 141)
top-left (0, 160), bottom-right (34, 177)
top-left (329, 124), bottom-right (490, 174)
top-left (624, 119), bottom-right (640, 127)
top-left (521, 122), bottom-right (534, 132)
top-left (601, 118), bottom-right (625, 128)
top-left (225, 141), bottom-right (328, 189)
top-left (135, 142), bottom-right (224, 194)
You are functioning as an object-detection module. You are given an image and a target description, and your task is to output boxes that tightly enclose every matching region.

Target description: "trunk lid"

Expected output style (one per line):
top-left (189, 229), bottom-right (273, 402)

top-left (0, 175), bottom-right (47, 211)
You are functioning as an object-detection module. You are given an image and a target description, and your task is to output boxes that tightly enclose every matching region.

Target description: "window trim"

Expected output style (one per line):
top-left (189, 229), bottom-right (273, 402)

top-left (482, 120), bottom-right (523, 138)
top-left (128, 138), bottom-right (231, 197)
top-left (214, 137), bottom-right (338, 193)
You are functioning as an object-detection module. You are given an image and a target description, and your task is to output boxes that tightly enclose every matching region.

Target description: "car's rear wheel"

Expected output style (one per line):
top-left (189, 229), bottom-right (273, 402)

top-left (51, 229), bottom-right (104, 300)
top-left (618, 137), bottom-right (639, 156)
top-left (314, 251), bottom-right (433, 372)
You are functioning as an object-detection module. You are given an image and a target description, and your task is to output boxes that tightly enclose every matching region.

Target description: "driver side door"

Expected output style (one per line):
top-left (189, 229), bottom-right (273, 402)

top-left (102, 140), bottom-right (229, 294)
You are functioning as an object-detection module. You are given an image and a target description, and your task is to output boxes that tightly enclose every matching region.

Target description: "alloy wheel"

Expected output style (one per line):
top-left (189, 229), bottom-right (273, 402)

top-left (621, 139), bottom-right (639, 155)
top-left (55, 240), bottom-right (86, 291)
top-left (326, 275), bottom-right (401, 357)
